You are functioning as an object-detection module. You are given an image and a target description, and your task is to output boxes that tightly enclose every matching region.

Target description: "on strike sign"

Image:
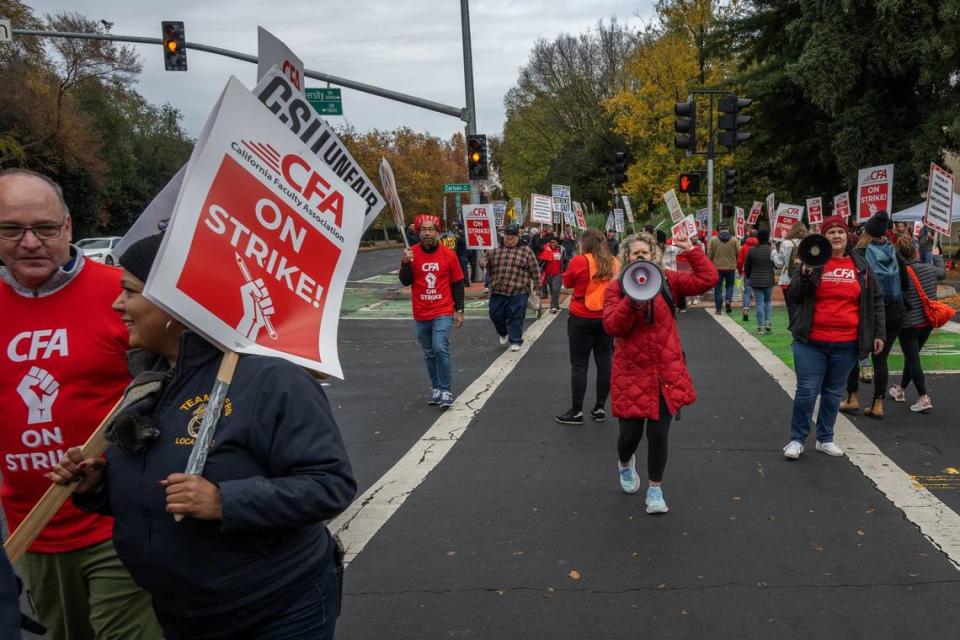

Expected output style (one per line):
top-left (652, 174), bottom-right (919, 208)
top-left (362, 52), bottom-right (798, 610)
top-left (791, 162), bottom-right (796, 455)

top-left (463, 204), bottom-right (498, 250)
top-left (772, 203), bottom-right (804, 241)
top-left (806, 197), bottom-right (823, 225)
top-left (145, 77), bottom-right (366, 378)
top-left (856, 164), bottom-right (894, 222)
top-left (833, 192), bottom-right (851, 219)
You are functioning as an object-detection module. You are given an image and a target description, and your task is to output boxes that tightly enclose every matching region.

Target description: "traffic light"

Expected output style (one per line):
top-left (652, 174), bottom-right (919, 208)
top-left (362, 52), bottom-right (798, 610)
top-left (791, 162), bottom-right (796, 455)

top-left (678, 172), bottom-right (700, 194)
top-left (674, 98), bottom-right (695, 154)
top-left (718, 94), bottom-right (751, 150)
top-left (722, 169), bottom-right (738, 202)
top-left (612, 151), bottom-right (627, 187)
top-left (162, 21), bottom-right (187, 71)
top-left (466, 134), bottom-right (488, 180)
top-left (721, 203), bottom-right (734, 221)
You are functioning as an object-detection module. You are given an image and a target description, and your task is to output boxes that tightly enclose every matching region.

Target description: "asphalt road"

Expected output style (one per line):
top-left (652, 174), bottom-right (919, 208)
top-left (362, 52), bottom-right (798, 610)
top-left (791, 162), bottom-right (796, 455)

top-left (348, 247), bottom-right (404, 282)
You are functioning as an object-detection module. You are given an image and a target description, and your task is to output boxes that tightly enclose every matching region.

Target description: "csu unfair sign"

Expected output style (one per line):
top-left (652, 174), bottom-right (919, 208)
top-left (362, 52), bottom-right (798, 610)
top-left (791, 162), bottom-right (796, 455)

top-left (463, 204), bottom-right (498, 250)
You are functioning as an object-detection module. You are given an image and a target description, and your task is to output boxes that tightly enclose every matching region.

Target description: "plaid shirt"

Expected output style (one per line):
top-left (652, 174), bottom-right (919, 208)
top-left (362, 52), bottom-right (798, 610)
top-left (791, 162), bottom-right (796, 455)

top-left (485, 244), bottom-right (540, 296)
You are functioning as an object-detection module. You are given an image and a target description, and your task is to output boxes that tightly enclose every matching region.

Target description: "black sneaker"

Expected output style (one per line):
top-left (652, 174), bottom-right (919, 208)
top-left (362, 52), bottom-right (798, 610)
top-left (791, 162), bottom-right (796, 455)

top-left (556, 410), bottom-right (583, 425)
top-left (725, 303), bottom-right (732, 314)
top-left (590, 407), bottom-right (606, 422)
top-left (742, 310), bottom-right (749, 322)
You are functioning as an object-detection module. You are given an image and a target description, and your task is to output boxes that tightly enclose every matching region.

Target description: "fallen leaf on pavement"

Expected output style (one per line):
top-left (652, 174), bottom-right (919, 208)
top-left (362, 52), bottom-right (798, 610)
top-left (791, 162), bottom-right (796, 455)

top-left (568, 570), bottom-right (581, 580)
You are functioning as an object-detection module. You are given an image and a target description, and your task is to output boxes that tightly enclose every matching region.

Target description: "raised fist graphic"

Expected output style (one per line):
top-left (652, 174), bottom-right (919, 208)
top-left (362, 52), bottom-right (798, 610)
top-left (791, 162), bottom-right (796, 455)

top-left (17, 366), bottom-right (59, 425)
top-left (236, 278), bottom-right (278, 341)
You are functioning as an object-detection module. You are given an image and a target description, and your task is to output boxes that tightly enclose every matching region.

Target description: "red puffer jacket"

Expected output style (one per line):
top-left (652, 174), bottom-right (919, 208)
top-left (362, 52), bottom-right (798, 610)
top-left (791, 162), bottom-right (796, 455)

top-left (603, 249), bottom-right (718, 420)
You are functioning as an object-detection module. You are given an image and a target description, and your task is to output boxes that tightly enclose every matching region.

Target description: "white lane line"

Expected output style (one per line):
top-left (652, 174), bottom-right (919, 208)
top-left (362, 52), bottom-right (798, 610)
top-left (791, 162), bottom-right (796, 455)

top-left (331, 306), bottom-right (564, 564)
top-left (941, 321), bottom-right (960, 335)
top-left (709, 311), bottom-right (960, 571)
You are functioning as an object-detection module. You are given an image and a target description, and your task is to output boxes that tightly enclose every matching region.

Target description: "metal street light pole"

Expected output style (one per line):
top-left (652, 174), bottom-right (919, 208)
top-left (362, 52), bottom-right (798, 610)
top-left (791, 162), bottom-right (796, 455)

top-left (460, 0), bottom-right (480, 208)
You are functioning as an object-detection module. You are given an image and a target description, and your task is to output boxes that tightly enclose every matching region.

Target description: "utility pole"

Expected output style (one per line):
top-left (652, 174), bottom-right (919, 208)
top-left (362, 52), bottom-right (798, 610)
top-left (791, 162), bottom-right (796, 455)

top-left (460, 0), bottom-right (479, 207)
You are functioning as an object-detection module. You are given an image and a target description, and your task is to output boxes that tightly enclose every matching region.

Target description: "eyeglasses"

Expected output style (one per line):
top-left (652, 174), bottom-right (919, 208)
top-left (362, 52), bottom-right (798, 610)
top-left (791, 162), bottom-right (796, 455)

top-left (0, 221), bottom-right (66, 241)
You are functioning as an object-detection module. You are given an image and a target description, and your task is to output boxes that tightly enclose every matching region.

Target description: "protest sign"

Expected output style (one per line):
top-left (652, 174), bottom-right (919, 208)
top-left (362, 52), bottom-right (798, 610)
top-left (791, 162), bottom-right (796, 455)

top-left (257, 27), bottom-right (304, 93)
top-left (833, 191), bottom-right (851, 219)
top-left (145, 76), bottom-right (367, 379)
top-left (255, 68), bottom-right (384, 231)
top-left (747, 200), bottom-right (762, 225)
top-left (531, 193), bottom-right (553, 224)
top-left (772, 203), bottom-right (804, 241)
top-left (695, 208), bottom-right (709, 225)
top-left (463, 203), bottom-right (498, 250)
top-left (664, 188), bottom-right (684, 223)
top-left (614, 209), bottom-right (625, 233)
top-left (806, 197), bottom-right (823, 225)
top-left (856, 164), bottom-right (894, 222)
top-left (513, 197), bottom-right (523, 225)
top-left (114, 166), bottom-right (185, 258)
top-left (552, 184), bottom-right (571, 217)
top-left (766, 193), bottom-right (775, 220)
top-left (735, 207), bottom-right (745, 238)
top-left (492, 201), bottom-right (507, 227)
top-left (605, 211), bottom-right (615, 231)
top-left (913, 221), bottom-right (923, 238)
top-left (621, 196), bottom-right (635, 224)
top-left (377, 158), bottom-right (407, 247)
top-left (695, 218), bottom-right (703, 235)
top-left (923, 162), bottom-right (954, 236)
top-left (572, 201), bottom-right (587, 229)
top-left (675, 214), bottom-right (697, 239)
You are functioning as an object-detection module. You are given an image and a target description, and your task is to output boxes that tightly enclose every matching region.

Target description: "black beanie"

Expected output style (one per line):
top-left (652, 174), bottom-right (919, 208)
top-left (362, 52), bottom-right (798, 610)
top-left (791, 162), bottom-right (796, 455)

top-left (118, 233), bottom-right (165, 283)
top-left (864, 211), bottom-right (889, 239)
top-left (757, 228), bottom-right (770, 244)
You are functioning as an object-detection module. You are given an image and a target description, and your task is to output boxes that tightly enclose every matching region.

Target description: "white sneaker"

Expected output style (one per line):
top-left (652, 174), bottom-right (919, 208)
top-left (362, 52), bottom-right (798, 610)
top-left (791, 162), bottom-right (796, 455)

top-left (783, 440), bottom-right (804, 459)
top-left (910, 396), bottom-right (933, 413)
top-left (888, 385), bottom-right (905, 403)
top-left (618, 457), bottom-right (640, 494)
top-left (498, 335), bottom-right (509, 346)
top-left (509, 344), bottom-right (521, 352)
top-left (815, 441), bottom-right (844, 457)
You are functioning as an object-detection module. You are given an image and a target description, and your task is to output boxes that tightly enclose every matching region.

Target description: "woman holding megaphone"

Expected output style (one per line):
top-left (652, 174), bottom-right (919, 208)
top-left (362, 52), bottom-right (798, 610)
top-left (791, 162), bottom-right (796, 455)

top-left (603, 231), bottom-right (718, 514)
top-left (783, 216), bottom-right (885, 460)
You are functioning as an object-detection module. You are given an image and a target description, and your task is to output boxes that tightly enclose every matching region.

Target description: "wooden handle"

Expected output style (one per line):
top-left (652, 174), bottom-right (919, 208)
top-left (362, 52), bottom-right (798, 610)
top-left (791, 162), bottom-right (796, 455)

top-left (4, 398), bottom-right (122, 564)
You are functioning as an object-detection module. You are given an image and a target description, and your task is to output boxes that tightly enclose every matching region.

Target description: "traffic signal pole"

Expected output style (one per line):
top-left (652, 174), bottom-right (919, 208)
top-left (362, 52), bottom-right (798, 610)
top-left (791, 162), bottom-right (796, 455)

top-left (460, 0), bottom-right (481, 208)
top-left (707, 140), bottom-right (714, 239)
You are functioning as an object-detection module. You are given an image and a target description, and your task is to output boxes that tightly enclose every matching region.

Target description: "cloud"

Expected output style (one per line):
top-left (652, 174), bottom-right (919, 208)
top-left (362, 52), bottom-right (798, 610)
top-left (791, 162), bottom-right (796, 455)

top-left (28, 0), bottom-right (654, 138)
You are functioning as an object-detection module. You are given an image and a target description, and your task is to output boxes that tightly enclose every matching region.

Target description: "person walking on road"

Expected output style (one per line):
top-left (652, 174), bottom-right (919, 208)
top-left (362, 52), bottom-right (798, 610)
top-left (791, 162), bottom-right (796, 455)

top-left (890, 235), bottom-right (946, 413)
top-left (482, 224), bottom-right (539, 352)
top-left (772, 222), bottom-right (807, 302)
top-left (603, 230), bottom-right (718, 513)
top-left (556, 229), bottom-right (619, 425)
top-left (840, 212), bottom-right (906, 418)
top-left (783, 216), bottom-right (885, 460)
top-left (48, 233), bottom-right (357, 640)
top-left (538, 236), bottom-right (564, 313)
top-left (399, 215), bottom-right (465, 407)
top-left (0, 168), bottom-right (163, 640)
top-left (707, 222), bottom-right (740, 315)
top-left (744, 228), bottom-right (777, 335)
top-left (737, 228), bottom-right (758, 322)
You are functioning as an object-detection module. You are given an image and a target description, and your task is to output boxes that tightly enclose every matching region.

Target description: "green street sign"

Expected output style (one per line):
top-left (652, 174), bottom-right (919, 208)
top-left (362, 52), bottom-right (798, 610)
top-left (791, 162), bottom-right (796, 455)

top-left (444, 183), bottom-right (471, 193)
top-left (305, 87), bottom-right (342, 116)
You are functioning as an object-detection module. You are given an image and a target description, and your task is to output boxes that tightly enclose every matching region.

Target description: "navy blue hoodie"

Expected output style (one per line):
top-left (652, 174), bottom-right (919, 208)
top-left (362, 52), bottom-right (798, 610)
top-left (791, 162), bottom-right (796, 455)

top-left (75, 333), bottom-right (356, 638)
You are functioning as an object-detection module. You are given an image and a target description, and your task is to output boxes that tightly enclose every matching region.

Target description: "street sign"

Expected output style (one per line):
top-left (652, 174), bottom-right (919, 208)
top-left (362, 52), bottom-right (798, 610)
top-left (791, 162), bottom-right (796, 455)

top-left (0, 18), bottom-right (12, 42)
top-left (305, 87), bottom-right (343, 115)
top-left (444, 183), bottom-right (471, 193)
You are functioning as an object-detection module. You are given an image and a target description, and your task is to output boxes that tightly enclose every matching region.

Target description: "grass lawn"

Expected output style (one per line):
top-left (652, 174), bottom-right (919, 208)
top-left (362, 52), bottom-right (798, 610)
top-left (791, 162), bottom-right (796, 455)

top-left (745, 307), bottom-right (960, 372)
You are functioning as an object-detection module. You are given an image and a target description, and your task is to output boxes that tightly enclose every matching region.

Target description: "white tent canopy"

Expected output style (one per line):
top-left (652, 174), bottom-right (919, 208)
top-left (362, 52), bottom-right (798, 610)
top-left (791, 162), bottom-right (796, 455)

top-left (891, 192), bottom-right (960, 222)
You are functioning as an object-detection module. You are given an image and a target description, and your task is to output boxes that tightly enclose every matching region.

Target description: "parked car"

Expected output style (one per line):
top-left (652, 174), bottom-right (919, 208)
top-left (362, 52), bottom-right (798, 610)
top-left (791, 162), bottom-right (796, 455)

top-left (76, 236), bottom-right (122, 265)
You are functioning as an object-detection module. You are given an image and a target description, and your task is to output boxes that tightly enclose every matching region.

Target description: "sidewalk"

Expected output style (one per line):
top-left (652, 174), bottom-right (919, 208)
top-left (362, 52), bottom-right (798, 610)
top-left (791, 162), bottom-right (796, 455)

top-left (336, 309), bottom-right (960, 639)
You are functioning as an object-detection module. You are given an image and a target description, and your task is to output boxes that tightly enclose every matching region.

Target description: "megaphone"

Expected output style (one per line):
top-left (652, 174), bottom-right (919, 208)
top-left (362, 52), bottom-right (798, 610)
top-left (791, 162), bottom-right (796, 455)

top-left (620, 260), bottom-right (664, 302)
top-left (797, 234), bottom-right (832, 268)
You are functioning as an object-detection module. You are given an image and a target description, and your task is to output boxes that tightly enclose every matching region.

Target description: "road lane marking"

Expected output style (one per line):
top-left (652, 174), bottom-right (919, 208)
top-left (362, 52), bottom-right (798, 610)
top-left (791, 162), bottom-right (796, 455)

top-left (709, 310), bottom-right (960, 571)
top-left (331, 305), bottom-right (565, 564)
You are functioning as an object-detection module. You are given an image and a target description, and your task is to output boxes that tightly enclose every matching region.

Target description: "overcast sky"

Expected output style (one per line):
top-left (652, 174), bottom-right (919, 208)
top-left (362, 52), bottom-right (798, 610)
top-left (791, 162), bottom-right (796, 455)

top-left (30, 1), bottom-right (654, 139)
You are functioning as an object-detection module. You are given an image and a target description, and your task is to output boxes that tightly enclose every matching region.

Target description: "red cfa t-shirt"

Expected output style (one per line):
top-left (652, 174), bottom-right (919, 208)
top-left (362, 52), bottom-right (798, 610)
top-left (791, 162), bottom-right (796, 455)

top-left (538, 246), bottom-right (563, 278)
top-left (810, 256), bottom-right (861, 343)
top-left (409, 243), bottom-right (464, 321)
top-left (0, 260), bottom-right (130, 553)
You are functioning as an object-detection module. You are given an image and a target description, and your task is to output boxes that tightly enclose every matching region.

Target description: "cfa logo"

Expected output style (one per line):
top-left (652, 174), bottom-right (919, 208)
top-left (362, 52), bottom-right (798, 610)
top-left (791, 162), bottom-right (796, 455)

top-left (826, 268), bottom-right (855, 280)
top-left (7, 330), bottom-right (68, 362)
top-left (280, 154), bottom-right (345, 227)
top-left (421, 262), bottom-right (440, 272)
top-left (281, 60), bottom-right (301, 91)
top-left (868, 169), bottom-right (888, 181)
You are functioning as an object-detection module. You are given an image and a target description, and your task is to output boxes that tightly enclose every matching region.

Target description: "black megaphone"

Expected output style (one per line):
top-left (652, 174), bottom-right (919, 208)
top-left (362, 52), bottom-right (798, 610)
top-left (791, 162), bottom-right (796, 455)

top-left (619, 260), bottom-right (664, 302)
top-left (797, 234), bottom-right (832, 268)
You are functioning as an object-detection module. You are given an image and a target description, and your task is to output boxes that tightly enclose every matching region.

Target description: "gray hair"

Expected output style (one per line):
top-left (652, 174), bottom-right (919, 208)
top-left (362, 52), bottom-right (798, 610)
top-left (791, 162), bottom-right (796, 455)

top-left (0, 168), bottom-right (70, 218)
top-left (620, 232), bottom-right (663, 266)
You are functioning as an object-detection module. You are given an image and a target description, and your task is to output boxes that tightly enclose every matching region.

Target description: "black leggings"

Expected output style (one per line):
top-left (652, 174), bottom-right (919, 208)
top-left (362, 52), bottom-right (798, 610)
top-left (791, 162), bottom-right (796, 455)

top-left (847, 312), bottom-right (904, 399)
top-left (899, 326), bottom-right (933, 396)
top-left (567, 315), bottom-right (613, 412)
top-left (617, 395), bottom-right (672, 482)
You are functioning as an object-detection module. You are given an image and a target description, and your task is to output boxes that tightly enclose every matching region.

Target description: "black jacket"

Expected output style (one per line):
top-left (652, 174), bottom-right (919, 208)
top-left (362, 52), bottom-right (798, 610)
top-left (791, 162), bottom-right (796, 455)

top-left (75, 334), bottom-right (356, 639)
top-left (744, 243), bottom-right (776, 289)
top-left (786, 251), bottom-right (886, 359)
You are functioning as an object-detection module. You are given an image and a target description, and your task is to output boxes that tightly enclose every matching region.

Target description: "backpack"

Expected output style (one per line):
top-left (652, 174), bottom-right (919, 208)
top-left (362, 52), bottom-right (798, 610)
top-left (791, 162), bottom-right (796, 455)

top-left (583, 254), bottom-right (619, 311)
top-left (865, 243), bottom-right (902, 302)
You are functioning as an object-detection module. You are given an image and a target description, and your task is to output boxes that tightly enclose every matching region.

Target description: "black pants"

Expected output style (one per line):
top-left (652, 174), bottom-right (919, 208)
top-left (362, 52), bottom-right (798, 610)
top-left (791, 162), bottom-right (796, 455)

top-left (567, 314), bottom-right (613, 412)
top-left (847, 312), bottom-right (904, 399)
top-left (617, 395), bottom-right (672, 482)
top-left (899, 326), bottom-right (933, 396)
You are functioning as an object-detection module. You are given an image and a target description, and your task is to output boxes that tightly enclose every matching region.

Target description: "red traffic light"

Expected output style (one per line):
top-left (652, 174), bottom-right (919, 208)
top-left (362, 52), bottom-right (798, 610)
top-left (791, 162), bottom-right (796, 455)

top-left (678, 172), bottom-right (700, 194)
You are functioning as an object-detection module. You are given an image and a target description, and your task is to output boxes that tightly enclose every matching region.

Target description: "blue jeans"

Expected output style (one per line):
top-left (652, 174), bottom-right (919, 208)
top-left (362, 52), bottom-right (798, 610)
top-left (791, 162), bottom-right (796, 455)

top-left (489, 293), bottom-right (528, 345)
top-left (741, 277), bottom-right (752, 311)
top-left (714, 270), bottom-right (736, 310)
top-left (415, 315), bottom-right (453, 392)
top-left (754, 287), bottom-right (773, 327)
top-left (790, 340), bottom-right (858, 443)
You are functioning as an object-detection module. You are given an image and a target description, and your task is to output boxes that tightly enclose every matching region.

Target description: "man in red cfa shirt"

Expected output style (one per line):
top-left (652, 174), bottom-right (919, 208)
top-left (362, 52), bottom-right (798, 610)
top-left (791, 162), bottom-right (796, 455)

top-left (399, 215), bottom-right (465, 408)
top-left (0, 169), bottom-right (162, 639)
top-left (538, 237), bottom-right (563, 313)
